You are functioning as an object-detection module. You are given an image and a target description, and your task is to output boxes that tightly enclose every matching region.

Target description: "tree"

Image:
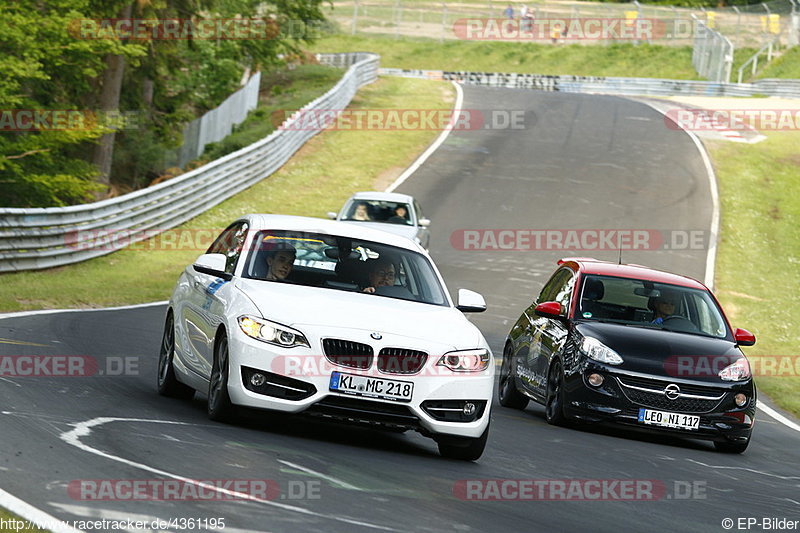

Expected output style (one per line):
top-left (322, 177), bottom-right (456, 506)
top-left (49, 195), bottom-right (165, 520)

top-left (1, 0), bottom-right (328, 207)
top-left (0, 0), bottom-right (145, 206)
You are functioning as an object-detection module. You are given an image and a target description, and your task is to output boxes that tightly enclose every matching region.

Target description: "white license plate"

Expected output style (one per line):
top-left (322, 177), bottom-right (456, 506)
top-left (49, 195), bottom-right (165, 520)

top-left (329, 372), bottom-right (413, 402)
top-left (638, 408), bottom-right (700, 430)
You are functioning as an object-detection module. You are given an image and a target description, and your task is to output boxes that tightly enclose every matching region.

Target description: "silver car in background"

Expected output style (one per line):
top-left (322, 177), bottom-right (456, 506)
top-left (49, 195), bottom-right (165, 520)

top-left (329, 191), bottom-right (432, 249)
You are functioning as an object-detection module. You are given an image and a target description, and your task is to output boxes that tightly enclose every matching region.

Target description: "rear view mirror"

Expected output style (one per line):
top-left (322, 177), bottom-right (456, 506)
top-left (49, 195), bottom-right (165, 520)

top-left (193, 253), bottom-right (230, 280)
top-left (419, 218), bottom-right (431, 227)
top-left (534, 301), bottom-right (565, 320)
top-left (327, 212), bottom-right (338, 220)
top-left (634, 288), bottom-right (660, 297)
top-left (456, 289), bottom-right (486, 313)
top-left (734, 328), bottom-right (756, 346)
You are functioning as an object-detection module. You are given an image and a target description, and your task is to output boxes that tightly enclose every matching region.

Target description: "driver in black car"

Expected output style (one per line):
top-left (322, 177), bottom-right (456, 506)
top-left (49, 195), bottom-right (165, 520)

top-left (650, 291), bottom-right (679, 325)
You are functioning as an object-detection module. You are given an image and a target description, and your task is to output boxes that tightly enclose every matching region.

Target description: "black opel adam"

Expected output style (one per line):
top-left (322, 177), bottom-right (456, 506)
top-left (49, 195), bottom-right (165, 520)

top-left (500, 258), bottom-right (757, 453)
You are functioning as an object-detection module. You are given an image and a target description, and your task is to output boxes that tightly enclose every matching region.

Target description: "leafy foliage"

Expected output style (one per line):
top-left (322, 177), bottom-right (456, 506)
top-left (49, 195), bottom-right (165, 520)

top-left (1, 0), bottom-right (327, 207)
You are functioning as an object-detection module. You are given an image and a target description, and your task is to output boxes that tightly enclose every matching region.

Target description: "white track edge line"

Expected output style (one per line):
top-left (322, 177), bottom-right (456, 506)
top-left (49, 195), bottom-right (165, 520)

top-left (0, 487), bottom-right (84, 533)
top-left (385, 81), bottom-right (464, 193)
top-left (59, 417), bottom-right (396, 531)
top-left (0, 301), bottom-right (168, 321)
top-left (635, 98), bottom-right (799, 435)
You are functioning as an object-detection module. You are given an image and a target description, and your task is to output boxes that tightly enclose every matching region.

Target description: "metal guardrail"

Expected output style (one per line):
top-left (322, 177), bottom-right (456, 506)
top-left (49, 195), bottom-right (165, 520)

top-left (380, 68), bottom-right (800, 98)
top-left (0, 53), bottom-right (379, 273)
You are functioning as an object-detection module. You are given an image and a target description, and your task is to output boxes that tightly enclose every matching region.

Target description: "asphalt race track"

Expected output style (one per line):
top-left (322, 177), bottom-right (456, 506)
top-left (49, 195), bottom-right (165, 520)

top-left (1, 86), bottom-right (799, 533)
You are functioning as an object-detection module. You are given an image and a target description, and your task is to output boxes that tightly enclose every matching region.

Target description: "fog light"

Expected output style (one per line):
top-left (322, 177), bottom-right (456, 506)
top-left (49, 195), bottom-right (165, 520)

top-left (588, 373), bottom-right (604, 387)
top-left (463, 402), bottom-right (477, 416)
top-left (734, 393), bottom-right (748, 407)
top-left (250, 373), bottom-right (266, 387)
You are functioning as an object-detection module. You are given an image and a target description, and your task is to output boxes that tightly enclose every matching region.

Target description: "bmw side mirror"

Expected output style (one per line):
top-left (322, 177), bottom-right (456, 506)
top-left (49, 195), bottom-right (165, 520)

top-left (193, 253), bottom-right (231, 280)
top-left (418, 218), bottom-right (431, 227)
top-left (734, 327), bottom-right (756, 346)
top-left (327, 212), bottom-right (338, 220)
top-left (456, 288), bottom-right (486, 313)
top-left (534, 301), bottom-right (565, 320)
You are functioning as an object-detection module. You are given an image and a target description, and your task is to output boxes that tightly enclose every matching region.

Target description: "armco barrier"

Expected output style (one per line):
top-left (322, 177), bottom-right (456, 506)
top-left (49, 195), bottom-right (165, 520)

top-left (380, 68), bottom-right (800, 98)
top-left (0, 53), bottom-right (378, 273)
top-left (3, 55), bottom-right (797, 273)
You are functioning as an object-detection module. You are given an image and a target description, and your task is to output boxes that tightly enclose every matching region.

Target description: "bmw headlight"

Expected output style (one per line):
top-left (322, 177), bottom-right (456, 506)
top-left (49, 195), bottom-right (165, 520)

top-left (238, 316), bottom-right (309, 348)
top-left (437, 349), bottom-right (490, 372)
top-left (718, 358), bottom-right (751, 381)
top-left (581, 336), bottom-right (623, 365)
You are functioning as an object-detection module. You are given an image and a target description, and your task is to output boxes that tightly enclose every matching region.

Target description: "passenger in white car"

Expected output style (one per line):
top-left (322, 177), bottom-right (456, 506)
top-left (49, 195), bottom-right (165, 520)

top-left (351, 202), bottom-right (372, 221)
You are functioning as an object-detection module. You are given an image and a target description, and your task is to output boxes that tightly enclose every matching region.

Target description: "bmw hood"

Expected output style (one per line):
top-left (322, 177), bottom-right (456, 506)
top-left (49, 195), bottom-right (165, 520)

top-left (236, 279), bottom-right (484, 350)
top-left (575, 322), bottom-right (746, 383)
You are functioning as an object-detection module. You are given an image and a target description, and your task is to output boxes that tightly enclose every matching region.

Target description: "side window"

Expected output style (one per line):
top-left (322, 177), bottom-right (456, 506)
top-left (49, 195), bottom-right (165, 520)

top-left (537, 268), bottom-right (576, 310)
top-left (555, 271), bottom-right (577, 311)
top-left (207, 222), bottom-right (248, 274)
top-left (207, 224), bottom-right (236, 254)
top-left (538, 269), bottom-right (568, 303)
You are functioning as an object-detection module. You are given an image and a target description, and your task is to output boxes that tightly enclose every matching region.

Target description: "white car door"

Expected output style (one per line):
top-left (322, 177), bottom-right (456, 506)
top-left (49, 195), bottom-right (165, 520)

top-left (180, 222), bottom-right (247, 378)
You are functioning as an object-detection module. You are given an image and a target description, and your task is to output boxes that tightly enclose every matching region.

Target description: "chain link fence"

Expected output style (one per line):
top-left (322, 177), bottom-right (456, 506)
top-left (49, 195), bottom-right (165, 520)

top-left (327, 0), bottom-right (799, 80)
top-left (692, 16), bottom-right (734, 82)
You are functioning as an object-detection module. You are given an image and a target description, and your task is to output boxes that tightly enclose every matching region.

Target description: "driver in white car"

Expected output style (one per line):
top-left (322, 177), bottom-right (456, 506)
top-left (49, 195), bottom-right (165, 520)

top-left (264, 242), bottom-right (296, 281)
top-left (362, 258), bottom-right (395, 294)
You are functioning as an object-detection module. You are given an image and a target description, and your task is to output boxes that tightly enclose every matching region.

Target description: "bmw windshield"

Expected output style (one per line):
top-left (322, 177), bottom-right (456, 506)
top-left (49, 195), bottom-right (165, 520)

top-left (241, 230), bottom-right (448, 306)
top-left (577, 275), bottom-right (729, 339)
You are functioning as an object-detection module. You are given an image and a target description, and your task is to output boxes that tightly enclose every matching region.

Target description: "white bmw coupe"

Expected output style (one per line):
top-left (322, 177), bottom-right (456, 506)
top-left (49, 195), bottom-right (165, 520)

top-left (158, 215), bottom-right (494, 460)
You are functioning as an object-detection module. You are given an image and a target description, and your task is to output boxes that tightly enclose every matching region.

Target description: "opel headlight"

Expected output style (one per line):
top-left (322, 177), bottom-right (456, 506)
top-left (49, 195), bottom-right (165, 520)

top-left (581, 336), bottom-right (623, 365)
top-left (718, 358), bottom-right (751, 381)
top-left (238, 316), bottom-right (309, 348)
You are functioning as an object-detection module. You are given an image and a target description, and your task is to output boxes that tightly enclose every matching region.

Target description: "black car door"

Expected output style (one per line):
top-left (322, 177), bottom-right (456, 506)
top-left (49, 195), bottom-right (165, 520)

top-left (524, 268), bottom-right (576, 397)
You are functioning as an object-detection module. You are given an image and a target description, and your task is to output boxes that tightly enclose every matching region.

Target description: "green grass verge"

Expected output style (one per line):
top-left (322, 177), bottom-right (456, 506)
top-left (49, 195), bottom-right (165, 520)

top-left (0, 509), bottom-right (47, 532)
top-left (708, 132), bottom-right (800, 417)
top-left (755, 46), bottom-right (800, 80)
top-left (313, 34), bottom-right (701, 79)
top-left (0, 77), bottom-right (448, 311)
